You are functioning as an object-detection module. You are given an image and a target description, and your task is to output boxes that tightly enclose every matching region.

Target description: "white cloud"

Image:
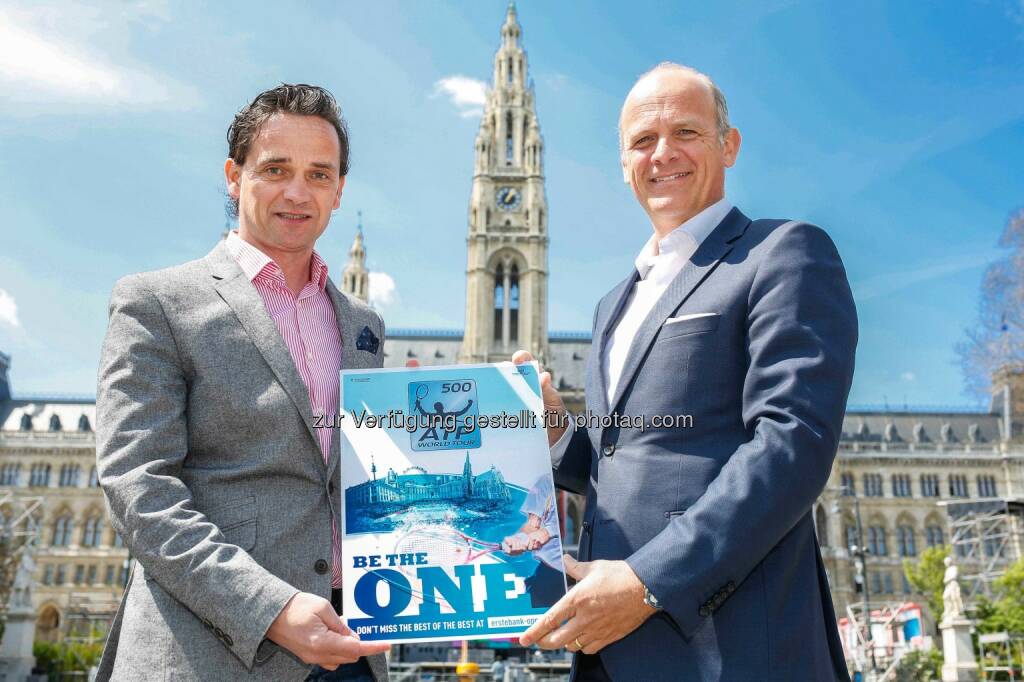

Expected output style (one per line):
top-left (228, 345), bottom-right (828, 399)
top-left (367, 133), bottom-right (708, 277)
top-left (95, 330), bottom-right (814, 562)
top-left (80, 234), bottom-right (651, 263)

top-left (901, 372), bottom-right (915, 382)
top-left (0, 289), bottom-right (20, 327)
top-left (542, 73), bottom-right (569, 91)
top-left (433, 75), bottom-right (487, 118)
top-left (369, 272), bottom-right (397, 308)
top-left (0, 7), bottom-right (199, 110)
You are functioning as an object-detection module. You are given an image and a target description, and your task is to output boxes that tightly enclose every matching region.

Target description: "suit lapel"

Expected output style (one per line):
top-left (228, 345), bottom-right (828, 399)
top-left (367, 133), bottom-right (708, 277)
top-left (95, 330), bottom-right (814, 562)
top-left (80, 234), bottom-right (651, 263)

top-left (327, 279), bottom-right (378, 372)
top-left (207, 243), bottom-right (322, 455)
top-left (589, 271), bottom-right (639, 416)
top-left (608, 207), bottom-right (752, 414)
top-left (325, 279), bottom-right (377, 481)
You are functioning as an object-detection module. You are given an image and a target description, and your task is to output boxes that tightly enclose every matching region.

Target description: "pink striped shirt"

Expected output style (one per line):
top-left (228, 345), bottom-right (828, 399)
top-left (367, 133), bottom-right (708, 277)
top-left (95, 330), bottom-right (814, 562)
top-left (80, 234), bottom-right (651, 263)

top-left (225, 230), bottom-right (344, 588)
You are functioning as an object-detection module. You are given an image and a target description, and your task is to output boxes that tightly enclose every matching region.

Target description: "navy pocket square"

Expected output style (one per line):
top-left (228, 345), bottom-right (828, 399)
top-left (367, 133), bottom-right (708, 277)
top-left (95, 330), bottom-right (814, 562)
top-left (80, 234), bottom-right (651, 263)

top-left (356, 326), bottom-right (380, 354)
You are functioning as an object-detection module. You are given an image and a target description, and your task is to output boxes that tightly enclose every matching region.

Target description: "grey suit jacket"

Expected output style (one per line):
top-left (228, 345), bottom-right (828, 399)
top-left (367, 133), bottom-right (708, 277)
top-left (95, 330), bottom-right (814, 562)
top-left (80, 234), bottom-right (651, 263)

top-left (95, 241), bottom-right (389, 681)
top-left (557, 208), bottom-right (857, 681)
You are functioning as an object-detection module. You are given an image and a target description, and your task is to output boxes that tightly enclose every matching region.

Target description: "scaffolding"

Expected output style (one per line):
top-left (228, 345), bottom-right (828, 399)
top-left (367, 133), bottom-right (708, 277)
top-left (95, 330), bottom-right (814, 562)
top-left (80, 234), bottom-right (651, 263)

top-left (977, 631), bottom-right (1023, 680)
top-left (940, 499), bottom-right (1024, 600)
top-left (0, 491), bottom-right (43, 626)
top-left (840, 600), bottom-right (930, 680)
top-left (64, 591), bottom-right (121, 643)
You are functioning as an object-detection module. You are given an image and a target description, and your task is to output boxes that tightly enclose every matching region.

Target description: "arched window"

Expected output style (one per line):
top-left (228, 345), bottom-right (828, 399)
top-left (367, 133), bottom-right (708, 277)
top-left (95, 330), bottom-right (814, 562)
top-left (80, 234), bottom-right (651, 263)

top-left (48, 414), bottom-right (62, 431)
top-left (36, 604), bottom-right (61, 643)
top-left (897, 525), bottom-right (917, 557)
top-left (58, 465), bottom-right (80, 488)
top-left (844, 524), bottom-right (858, 551)
top-left (52, 515), bottom-right (73, 547)
top-left (493, 263), bottom-right (505, 342)
top-left (78, 414), bottom-right (91, 432)
top-left (82, 516), bottom-right (104, 548)
top-left (19, 414), bottom-right (32, 431)
top-left (509, 263), bottom-right (519, 343)
top-left (493, 258), bottom-right (521, 349)
top-left (0, 463), bottom-right (20, 486)
top-left (867, 526), bottom-right (887, 556)
top-left (30, 464), bottom-right (51, 487)
top-left (505, 112), bottom-right (514, 165)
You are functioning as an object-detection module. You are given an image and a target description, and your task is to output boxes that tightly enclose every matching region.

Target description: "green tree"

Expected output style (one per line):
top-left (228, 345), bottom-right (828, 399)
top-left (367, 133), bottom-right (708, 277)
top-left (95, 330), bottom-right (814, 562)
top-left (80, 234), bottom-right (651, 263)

top-left (978, 556), bottom-right (1024, 634)
top-left (904, 545), bottom-right (949, 625)
top-left (893, 648), bottom-right (943, 682)
top-left (33, 637), bottom-right (103, 680)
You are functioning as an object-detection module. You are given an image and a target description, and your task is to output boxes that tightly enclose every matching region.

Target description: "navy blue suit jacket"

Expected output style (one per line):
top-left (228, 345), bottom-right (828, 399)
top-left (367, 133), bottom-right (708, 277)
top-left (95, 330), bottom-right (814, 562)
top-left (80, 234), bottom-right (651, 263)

top-left (556, 207), bottom-right (856, 681)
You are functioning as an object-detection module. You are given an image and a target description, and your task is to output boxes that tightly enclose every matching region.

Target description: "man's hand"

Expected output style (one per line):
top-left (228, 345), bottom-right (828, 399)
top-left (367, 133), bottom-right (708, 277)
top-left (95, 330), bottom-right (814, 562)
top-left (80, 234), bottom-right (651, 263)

top-left (526, 528), bottom-right (551, 550)
top-left (519, 556), bottom-right (657, 655)
top-left (502, 532), bottom-right (530, 555)
top-left (512, 350), bottom-right (568, 446)
top-left (266, 592), bottom-right (390, 670)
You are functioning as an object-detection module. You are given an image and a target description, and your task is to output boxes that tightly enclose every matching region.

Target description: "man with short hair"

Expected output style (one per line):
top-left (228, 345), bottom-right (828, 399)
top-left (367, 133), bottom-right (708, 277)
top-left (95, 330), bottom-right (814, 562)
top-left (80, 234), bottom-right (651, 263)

top-left (96, 84), bottom-right (390, 681)
top-left (516, 63), bottom-right (857, 681)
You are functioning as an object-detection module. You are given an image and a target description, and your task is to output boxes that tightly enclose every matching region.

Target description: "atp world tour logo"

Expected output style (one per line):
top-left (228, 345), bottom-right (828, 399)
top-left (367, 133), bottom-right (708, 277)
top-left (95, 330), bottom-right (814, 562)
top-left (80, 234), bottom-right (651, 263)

top-left (408, 379), bottom-right (481, 451)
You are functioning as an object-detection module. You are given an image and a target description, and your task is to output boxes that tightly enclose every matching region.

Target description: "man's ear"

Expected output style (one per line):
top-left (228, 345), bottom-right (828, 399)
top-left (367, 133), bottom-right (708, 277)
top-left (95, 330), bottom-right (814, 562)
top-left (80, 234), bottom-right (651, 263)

top-left (621, 153), bottom-right (630, 184)
top-left (333, 175), bottom-right (346, 211)
top-left (722, 128), bottom-right (742, 168)
top-left (224, 158), bottom-right (242, 200)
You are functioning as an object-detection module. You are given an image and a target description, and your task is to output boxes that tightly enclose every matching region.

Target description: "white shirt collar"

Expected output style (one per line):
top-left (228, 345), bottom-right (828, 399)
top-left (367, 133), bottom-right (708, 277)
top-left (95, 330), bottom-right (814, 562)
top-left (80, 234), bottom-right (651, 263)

top-left (634, 198), bottom-right (733, 280)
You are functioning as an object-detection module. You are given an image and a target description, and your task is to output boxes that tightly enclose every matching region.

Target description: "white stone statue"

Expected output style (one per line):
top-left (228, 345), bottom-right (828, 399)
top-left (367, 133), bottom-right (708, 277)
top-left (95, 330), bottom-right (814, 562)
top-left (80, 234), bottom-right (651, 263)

top-left (943, 556), bottom-right (965, 622)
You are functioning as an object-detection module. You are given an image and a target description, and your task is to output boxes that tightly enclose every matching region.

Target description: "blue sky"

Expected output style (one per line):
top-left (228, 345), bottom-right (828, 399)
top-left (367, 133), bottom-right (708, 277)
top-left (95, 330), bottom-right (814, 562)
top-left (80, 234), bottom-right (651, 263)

top-left (0, 1), bottom-right (1022, 408)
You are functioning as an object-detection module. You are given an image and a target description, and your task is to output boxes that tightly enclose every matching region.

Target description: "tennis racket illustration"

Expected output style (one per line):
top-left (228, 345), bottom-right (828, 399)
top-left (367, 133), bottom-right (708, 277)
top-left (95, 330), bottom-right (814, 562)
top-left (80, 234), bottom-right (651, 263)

top-left (394, 525), bottom-right (504, 566)
top-left (367, 524), bottom-right (512, 610)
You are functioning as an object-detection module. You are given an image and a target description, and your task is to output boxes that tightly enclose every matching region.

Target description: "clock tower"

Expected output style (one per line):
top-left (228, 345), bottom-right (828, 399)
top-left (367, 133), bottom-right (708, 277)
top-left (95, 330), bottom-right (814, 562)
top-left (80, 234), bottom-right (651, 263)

top-left (460, 2), bottom-right (549, 365)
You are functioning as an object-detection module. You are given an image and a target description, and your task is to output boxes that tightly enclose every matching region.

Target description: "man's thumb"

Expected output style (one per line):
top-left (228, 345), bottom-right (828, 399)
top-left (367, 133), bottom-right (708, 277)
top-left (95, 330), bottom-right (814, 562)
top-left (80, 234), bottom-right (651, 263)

top-left (563, 554), bottom-right (587, 580)
top-left (318, 601), bottom-right (352, 636)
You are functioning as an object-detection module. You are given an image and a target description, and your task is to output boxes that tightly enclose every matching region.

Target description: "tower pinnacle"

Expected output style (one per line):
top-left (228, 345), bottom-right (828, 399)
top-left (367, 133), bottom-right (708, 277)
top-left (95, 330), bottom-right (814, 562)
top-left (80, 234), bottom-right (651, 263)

top-left (460, 5), bottom-right (549, 367)
top-left (341, 212), bottom-right (370, 303)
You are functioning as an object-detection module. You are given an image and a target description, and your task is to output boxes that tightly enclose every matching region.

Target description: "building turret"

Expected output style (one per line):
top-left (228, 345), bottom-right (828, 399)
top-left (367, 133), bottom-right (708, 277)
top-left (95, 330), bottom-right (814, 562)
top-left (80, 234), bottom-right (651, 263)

top-left (0, 351), bottom-right (10, 402)
top-left (342, 212), bottom-right (370, 303)
top-left (993, 365), bottom-right (1024, 442)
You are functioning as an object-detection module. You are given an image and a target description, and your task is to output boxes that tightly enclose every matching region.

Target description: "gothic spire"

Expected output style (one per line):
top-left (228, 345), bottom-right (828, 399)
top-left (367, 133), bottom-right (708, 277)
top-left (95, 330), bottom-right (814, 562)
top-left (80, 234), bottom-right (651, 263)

top-left (342, 211), bottom-right (370, 303)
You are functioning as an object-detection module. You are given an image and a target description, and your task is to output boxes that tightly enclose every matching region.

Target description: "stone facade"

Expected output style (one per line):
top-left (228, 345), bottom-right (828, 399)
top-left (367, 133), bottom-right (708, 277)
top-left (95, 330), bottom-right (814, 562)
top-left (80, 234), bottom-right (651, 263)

top-left (0, 387), bottom-right (128, 643)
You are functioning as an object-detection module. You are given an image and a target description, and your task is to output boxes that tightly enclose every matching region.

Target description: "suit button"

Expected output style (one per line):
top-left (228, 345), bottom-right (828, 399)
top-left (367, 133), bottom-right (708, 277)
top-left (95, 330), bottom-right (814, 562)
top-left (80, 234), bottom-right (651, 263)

top-left (581, 521), bottom-right (591, 533)
top-left (698, 605), bottom-right (710, 617)
top-left (314, 559), bottom-right (330, 574)
top-left (602, 443), bottom-right (615, 457)
top-left (726, 581), bottom-right (736, 593)
top-left (329, 481), bottom-right (337, 495)
top-left (223, 633), bottom-right (234, 647)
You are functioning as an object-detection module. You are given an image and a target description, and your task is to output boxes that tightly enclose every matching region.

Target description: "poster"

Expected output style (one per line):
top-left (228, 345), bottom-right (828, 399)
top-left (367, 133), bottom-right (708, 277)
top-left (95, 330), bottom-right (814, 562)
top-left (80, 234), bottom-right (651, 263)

top-left (339, 361), bottom-right (567, 644)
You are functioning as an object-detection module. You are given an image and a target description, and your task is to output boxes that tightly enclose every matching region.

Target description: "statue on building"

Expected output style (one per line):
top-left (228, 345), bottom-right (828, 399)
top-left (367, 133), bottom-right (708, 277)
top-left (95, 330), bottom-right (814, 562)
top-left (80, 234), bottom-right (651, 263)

top-left (942, 556), bottom-right (965, 622)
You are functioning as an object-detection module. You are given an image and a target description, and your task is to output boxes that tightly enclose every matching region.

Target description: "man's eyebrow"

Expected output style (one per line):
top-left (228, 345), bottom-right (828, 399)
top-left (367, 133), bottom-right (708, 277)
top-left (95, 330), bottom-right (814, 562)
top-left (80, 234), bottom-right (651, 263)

top-left (257, 156), bottom-right (290, 165)
top-left (311, 161), bottom-right (337, 171)
top-left (626, 127), bottom-right (653, 141)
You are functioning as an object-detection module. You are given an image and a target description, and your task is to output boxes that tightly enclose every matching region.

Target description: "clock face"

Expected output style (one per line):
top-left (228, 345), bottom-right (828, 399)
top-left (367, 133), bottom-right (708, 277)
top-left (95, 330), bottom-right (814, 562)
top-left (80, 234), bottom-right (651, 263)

top-left (495, 186), bottom-right (522, 211)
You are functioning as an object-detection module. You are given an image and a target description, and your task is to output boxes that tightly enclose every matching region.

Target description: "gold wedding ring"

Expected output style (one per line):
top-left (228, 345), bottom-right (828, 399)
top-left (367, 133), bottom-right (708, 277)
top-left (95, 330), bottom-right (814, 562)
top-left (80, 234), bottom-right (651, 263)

top-left (574, 637), bottom-right (583, 651)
